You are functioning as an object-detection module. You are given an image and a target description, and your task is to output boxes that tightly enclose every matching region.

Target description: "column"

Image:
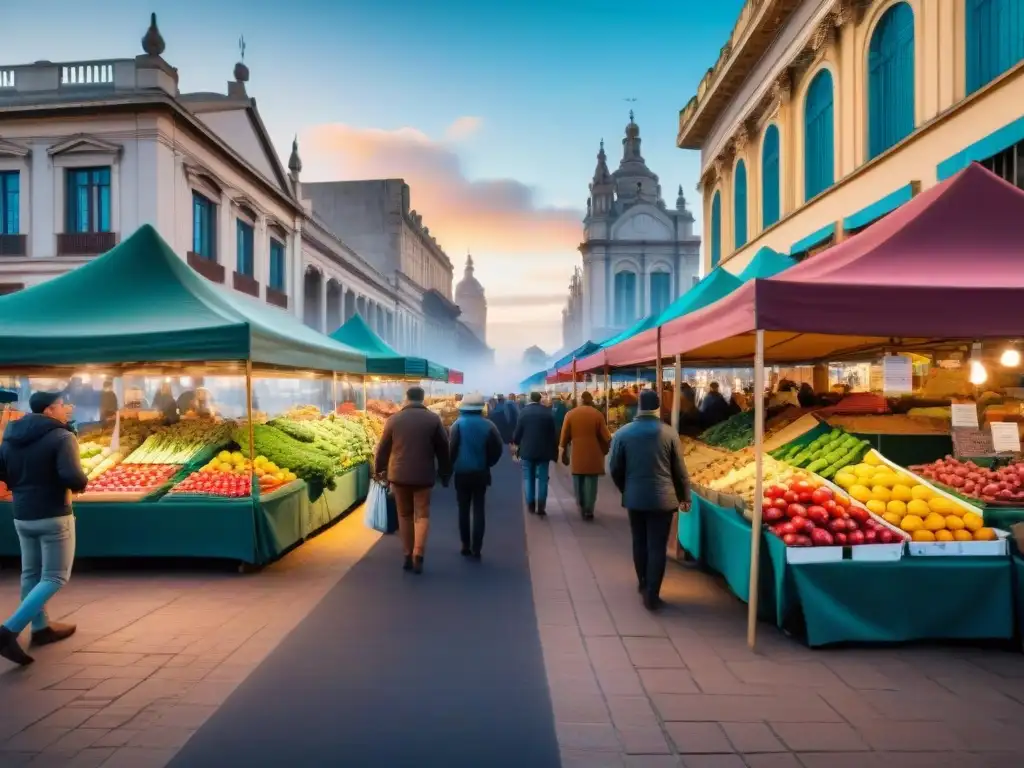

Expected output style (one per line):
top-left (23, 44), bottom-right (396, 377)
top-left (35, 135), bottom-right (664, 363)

top-left (254, 214), bottom-right (268, 298)
top-left (30, 142), bottom-right (54, 258)
top-left (319, 274), bottom-right (328, 333)
top-left (291, 224), bottom-right (304, 320)
top-left (219, 196), bottom-right (234, 272)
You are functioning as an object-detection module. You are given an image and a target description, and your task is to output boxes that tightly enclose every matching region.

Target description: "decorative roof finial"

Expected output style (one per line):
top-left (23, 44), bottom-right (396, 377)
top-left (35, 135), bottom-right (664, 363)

top-left (629, 109), bottom-right (635, 123)
top-left (142, 12), bottom-right (166, 57)
top-left (288, 135), bottom-right (302, 176)
top-left (233, 34), bottom-right (250, 82)
top-left (466, 253), bottom-right (474, 271)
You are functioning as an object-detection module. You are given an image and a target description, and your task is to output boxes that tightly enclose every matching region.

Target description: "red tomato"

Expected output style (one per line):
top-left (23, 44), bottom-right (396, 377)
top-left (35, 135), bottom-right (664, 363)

top-left (810, 488), bottom-right (833, 505)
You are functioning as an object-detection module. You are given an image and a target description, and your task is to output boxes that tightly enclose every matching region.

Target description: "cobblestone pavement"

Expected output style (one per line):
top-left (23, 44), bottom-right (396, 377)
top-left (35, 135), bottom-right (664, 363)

top-left (532, 465), bottom-right (1024, 768)
top-left (0, 511), bottom-right (379, 767)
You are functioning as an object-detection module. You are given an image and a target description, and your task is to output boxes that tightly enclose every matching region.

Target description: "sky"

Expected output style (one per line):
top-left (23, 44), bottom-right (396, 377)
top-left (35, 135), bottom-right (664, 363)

top-left (3, 0), bottom-right (746, 363)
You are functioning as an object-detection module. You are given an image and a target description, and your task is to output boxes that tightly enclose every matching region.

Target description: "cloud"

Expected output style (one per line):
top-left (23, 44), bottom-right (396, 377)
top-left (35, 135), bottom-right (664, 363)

top-left (487, 293), bottom-right (568, 308)
top-left (445, 116), bottom-right (482, 141)
top-left (302, 119), bottom-right (583, 256)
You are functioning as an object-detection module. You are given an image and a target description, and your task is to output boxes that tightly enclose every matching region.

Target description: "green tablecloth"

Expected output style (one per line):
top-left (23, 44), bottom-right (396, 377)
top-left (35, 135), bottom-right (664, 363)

top-left (0, 463), bottom-right (370, 566)
top-left (983, 507), bottom-right (1024, 532)
top-left (1014, 555), bottom-right (1024, 639)
top-left (790, 556), bottom-right (1015, 647)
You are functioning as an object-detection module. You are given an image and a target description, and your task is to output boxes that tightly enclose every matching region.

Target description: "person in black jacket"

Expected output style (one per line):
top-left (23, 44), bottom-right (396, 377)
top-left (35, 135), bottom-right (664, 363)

top-left (449, 393), bottom-right (504, 558)
top-left (0, 392), bottom-right (89, 666)
top-left (699, 381), bottom-right (731, 429)
top-left (512, 392), bottom-right (557, 516)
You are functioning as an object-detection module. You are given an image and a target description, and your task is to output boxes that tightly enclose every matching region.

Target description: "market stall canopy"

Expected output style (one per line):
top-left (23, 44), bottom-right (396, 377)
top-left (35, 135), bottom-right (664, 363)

top-left (737, 247), bottom-right (796, 281)
top-left (0, 224), bottom-right (366, 372)
top-left (599, 163), bottom-right (1024, 368)
top-left (520, 369), bottom-right (549, 390)
top-left (550, 341), bottom-right (600, 373)
top-left (330, 313), bottom-right (447, 380)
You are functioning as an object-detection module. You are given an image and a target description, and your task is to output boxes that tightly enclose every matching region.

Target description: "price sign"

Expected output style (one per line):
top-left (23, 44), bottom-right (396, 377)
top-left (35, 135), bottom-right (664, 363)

top-left (952, 427), bottom-right (995, 458)
top-left (882, 355), bottom-right (913, 393)
top-left (990, 422), bottom-right (1022, 454)
top-left (950, 403), bottom-right (980, 429)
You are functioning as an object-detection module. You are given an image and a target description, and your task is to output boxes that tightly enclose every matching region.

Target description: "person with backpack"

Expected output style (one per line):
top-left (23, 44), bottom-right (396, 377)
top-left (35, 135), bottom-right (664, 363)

top-left (449, 393), bottom-right (504, 559)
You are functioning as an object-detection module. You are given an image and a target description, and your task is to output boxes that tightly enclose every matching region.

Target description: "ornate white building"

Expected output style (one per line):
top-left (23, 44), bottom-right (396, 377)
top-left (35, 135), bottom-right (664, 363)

top-left (579, 113), bottom-right (701, 342)
top-left (454, 254), bottom-right (486, 344)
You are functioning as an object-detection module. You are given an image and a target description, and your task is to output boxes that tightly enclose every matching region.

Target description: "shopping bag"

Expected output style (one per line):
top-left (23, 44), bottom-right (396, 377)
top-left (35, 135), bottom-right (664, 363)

top-left (385, 489), bottom-right (398, 534)
top-left (364, 480), bottom-right (389, 533)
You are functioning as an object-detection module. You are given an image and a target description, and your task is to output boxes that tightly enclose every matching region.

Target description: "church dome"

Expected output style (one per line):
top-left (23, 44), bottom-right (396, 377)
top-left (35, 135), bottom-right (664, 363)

top-left (625, 113), bottom-right (640, 139)
top-left (455, 255), bottom-right (485, 298)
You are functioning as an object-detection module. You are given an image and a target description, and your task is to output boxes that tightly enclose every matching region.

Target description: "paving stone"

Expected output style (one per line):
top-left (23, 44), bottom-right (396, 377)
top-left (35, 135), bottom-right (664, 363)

top-left (44, 727), bottom-right (110, 753)
top-left (638, 668), bottom-right (699, 695)
top-left (617, 725), bottom-right (671, 755)
top-left (126, 726), bottom-right (196, 749)
top-left (719, 722), bottom-right (786, 753)
top-left (606, 695), bottom-right (660, 728)
top-left (770, 721), bottom-right (869, 752)
top-left (664, 722), bottom-right (733, 753)
top-left (36, 706), bottom-right (104, 729)
top-left (653, 693), bottom-right (842, 723)
top-left (97, 746), bottom-right (177, 767)
top-left (561, 748), bottom-right (627, 767)
top-left (556, 722), bottom-right (621, 751)
top-left (61, 747), bottom-right (118, 767)
top-left (1, 725), bottom-right (71, 752)
top-left (625, 757), bottom-right (682, 768)
top-left (855, 719), bottom-right (968, 751)
top-left (551, 690), bottom-right (612, 724)
top-left (742, 755), bottom-right (803, 768)
top-left (679, 755), bottom-right (748, 768)
top-left (624, 637), bottom-right (686, 668)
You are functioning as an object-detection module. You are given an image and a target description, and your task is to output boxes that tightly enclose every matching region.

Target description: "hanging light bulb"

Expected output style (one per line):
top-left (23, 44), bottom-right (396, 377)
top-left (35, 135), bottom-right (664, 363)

top-left (1001, 348), bottom-right (1021, 368)
top-left (969, 360), bottom-right (988, 386)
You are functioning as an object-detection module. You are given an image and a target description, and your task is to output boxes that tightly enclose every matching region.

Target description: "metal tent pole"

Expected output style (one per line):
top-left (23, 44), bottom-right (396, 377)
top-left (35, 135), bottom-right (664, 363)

top-left (746, 330), bottom-right (766, 649)
top-left (604, 364), bottom-right (611, 421)
top-left (572, 358), bottom-right (579, 404)
top-left (671, 354), bottom-right (682, 431)
top-left (655, 326), bottom-right (663, 401)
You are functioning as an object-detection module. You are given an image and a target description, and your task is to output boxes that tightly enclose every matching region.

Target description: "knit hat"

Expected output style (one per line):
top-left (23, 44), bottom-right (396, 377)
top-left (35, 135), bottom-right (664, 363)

top-left (638, 389), bottom-right (660, 413)
top-left (460, 392), bottom-right (486, 412)
top-left (29, 390), bottom-right (64, 414)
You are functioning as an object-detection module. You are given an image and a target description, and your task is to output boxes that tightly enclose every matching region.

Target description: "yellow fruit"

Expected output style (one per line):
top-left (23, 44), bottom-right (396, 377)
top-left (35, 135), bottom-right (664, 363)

top-left (912, 529), bottom-right (936, 542)
top-left (906, 499), bottom-right (931, 517)
top-left (923, 512), bottom-right (947, 532)
top-left (891, 485), bottom-right (913, 502)
top-left (953, 529), bottom-right (974, 541)
top-left (849, 485), bottom-right (873, 503)
top-left (872, 473), bottom-right (898, 489)
top-left (945, 515), bottom-right (965, 530)
top-left (963, 512), bottom-right (984, 532)
top-left (973, 527), bottom-right (998, 541)
top-left (928, 496), bottom-right (955, 514)
top-left (886, 500), bottom-right (907, 517)
top-left (882, 512), bottom-right (903, 526)
top-left (217, 450), bottom-right (232, 462)
top-left (900, 514), bottom-right (924, 532)
top-left (835, 471), bottom-right (857, 489)
top-left (866, 500), bottom-right (887, 515)
top-left (894, 473), bottom-right (919, 488)
top-left (911, 485), bottom-right (934, 501)
top-left (870, 486), bottom-right (892, 502)
top-left (863, 450), bottom-right (882, 466)
top-left (935, 530), bottom-right (955, 542)
top-left (854, 465), bottom-right (875, 478)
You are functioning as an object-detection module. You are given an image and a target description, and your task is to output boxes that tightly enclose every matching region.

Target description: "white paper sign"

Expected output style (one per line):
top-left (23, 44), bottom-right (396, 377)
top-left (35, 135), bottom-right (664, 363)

top-left (950, 403), bottom-right (980, 429)
top-left (990, 421), bottom-right (1021, 453)
top-left (882, 355), bottom-right (913, 393)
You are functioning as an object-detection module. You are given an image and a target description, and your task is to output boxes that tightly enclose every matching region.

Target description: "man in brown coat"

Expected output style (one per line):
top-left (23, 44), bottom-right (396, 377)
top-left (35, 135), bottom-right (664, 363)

top-left (374, 386), bottom-right (452, 574)
top-left (558, 391), bottom-right (612, 520)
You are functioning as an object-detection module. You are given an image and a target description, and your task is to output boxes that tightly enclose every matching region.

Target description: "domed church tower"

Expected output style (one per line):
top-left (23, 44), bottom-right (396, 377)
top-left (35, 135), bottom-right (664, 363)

top-left (455, 254), bottom-right (487, 343)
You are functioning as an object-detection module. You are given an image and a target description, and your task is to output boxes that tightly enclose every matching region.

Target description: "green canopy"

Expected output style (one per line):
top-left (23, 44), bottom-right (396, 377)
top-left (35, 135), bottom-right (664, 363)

top-left (655, 268), bottom-right (742, 325)
top-left (330, 313), bottom-right (448, 381)
top-left (0, 224), bottom-right (366, 373)
top-left (598, 315), bottom-right (657, 349)
top-left (737, 247), bottom-right (796, 281)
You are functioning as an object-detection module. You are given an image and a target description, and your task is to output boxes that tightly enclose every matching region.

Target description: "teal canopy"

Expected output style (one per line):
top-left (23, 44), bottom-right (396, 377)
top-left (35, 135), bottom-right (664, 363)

top-left (598, 315), bottom-right (657, 349)
top-left (0, 224), bottom-right (366, 373)
top-left (551, 340), bottom-right (600, 371)
top-left (655, 268), bottom-right (743, 325)
top-left (737, 247), bottom-right (796, 281)
top-left (330, 313), bottom-right (447, 380)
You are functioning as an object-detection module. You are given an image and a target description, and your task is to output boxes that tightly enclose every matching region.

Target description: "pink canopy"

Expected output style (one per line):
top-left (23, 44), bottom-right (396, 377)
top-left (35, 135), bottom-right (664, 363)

top-left (565, 163), bottom-right (1024, 371)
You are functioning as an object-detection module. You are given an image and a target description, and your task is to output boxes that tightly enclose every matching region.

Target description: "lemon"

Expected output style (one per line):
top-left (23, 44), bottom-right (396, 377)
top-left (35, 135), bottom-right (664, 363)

top-left (870, 486), bottom-right (892, 503)
top-left (953, 529), bottom-right (974, 541)
top-left (894, 473), bottom-right (919, 488)
top-left (863, 450), bottom-right (882, 466)
top-left (218, 450), bottom-right (232, 462)
top-left (935, 529), bottom-right (955, 542)
top-left (924, 512), bottom-right (947, 532)
top-left (911, 485), bottom-right (934, 501)
top-left (891, 485), bottom-right (913, 502)
top-left (928, 496), bottom-right (955, 514)
top-left (900, 514), bottom-right (924, 532)
top-left (872, 473), bottom-right (898, 489)
top-left (912, 529), bottom-right (936, 542)
top-left (973, 527), bottom-right (998, 541)
top-left (854, 464), bottom-right (875, 478)
top-left (882, 512), bottom-right (903, 526)
top-left (886, 500), bottom-right (907, 517)
top-left (835, 471), bottom-right (857, 489)
top-left (866, 499), bottom-right (887, 515)
top-left (849, 485), bottom-right (873, 503)
top-left (963, 512), bottom-right (984, 532)
top-left (945, 515), bottom-right (965, 530)
top-left (906, 499), bottom-right (931, 517)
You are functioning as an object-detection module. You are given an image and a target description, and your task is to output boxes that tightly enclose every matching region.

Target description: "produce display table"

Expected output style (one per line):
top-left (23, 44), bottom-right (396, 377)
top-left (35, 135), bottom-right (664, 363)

top-left (0, 463), bottom-right (369, 566)
top-left (848, 432), bottom-right (952, 468)
top-left (983, 507), bottom-right (1024, 532)
top-left (790, 556), bottom-right (1015, 647)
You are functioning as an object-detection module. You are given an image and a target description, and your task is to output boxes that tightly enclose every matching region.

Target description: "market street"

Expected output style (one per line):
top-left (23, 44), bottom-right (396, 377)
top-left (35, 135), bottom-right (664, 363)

top-left (2, 457), bottom-right (1024, 766)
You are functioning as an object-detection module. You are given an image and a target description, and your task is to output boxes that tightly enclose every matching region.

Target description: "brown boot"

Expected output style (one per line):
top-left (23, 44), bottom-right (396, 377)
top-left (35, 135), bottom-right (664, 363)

top-left (0, 626), bottom-right (34, 666)
top-left (31, 622), bottom-right (77, 647)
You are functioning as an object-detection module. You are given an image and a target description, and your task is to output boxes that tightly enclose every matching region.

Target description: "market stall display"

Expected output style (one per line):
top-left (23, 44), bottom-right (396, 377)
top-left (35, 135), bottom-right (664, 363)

top-left (82, 464), bottom-right (179, 500)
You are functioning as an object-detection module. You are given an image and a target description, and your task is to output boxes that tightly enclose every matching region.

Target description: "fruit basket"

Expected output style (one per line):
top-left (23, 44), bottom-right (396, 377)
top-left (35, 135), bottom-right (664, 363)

top-left (79, 463), bottom-right (180, 502)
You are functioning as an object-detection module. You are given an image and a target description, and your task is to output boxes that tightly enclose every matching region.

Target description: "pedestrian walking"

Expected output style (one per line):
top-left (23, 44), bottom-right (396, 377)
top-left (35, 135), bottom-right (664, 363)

top-left (491, 394), bottom-right (512, 443)
top-left (504, 393), bottom-right (519, 439)
top-left (449, 393), bottom-right (504, 559)
top-left (609, 390), bottom-right (691, 611)
top-left (374, 386), bottom-right (452, 574)
top-left (512, 391), bottom-right (557, 516)
top-left (558, 391), bottom-right (611, 520)
top-left (0, 391), bottom-right (89, 666)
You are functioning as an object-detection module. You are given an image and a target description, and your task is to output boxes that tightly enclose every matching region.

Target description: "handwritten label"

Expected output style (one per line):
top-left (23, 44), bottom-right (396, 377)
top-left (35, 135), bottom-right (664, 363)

top-left (952, 428), bottom-right (995, 458)
top-left (882, 355), bottom-right (913, 393)
top-left (950, 403), bottom-right (980, 429)
top-left (990, 422), bottom-right (1021, 453)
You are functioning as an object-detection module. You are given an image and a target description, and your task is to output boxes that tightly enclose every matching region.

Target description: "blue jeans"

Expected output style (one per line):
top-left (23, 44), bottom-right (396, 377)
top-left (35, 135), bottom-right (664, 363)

top-left (521, 460), bottom-right (550, 508)
top-left (4, 516), bottom-right (76, 634)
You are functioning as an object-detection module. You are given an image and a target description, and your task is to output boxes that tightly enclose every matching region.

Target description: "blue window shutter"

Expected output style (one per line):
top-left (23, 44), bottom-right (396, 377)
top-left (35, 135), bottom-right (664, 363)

top-left (967, 0), bottom-right (1024, 93)
top-left (733, 160), bottom-right (748, 248)
top-left (710, 191), bottom-right (722, 268)
top-left (804, 69), bottom-right (835, 201)
top-left (649, 271), bottom-right (671, 317)
top-left (868, 3), bottom-right (916, 159)
top-left (615, 271), bottom-right (637, 325)
top-left (0, 171), bottom-right (19, 235)
top-left (761, 125), bottom-right (781, 228)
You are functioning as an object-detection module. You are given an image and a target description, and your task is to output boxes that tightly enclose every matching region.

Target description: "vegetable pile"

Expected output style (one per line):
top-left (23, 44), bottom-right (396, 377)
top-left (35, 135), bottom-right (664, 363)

top-left (700, 411), bottom-right (755, 450)
top-left (233, 424), bottom-right (337, 489)
top-left (770, 428), bottom-right (871, 479)
top-left (123, 420), bottom-right (233, 465)
top-left (85, 464), bottom-right (179, 495)
top-left (909, 456), bottom-right (1024, 505)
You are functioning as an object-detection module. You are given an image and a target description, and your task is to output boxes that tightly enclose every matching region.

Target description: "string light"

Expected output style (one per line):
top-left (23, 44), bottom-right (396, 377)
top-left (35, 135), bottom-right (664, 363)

top-left (1000, 348), bottom-right (1021, 368)
top-left (969, 360), bottom-right (988, 386)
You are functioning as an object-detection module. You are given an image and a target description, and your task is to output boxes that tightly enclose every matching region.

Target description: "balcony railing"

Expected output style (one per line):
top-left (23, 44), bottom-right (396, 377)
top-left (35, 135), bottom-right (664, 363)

top-left (57, 231), bottom-right (117, 256)
top-left (0, 234), bottom-right (27, 257)
top-left (266, 287), bottom-right (288, 309)
top-left (232, 271), bottom-right (260, 298)
top-left (187, 251), bottom-right (225, 284)
top-left (0, 57), bottom-right (175, 99)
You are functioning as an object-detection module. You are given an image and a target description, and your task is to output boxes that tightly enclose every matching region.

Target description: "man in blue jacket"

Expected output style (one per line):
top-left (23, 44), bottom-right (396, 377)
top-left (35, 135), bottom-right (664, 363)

top-left (449, 393), bottom-right (504, 559)
top-left (512, 391), bottom-right (557, 516)
top-left (609, 390), bottom-right (690, 612)
top-left (0, 391), bottom-right (89, 666)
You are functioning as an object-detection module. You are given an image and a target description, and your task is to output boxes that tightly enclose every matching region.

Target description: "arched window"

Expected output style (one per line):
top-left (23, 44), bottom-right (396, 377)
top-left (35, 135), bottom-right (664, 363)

top-left (710, 191), bottom-right (722, 268)
top-left (761, 124), bottom-right (781, 228)
top-left (868, 2), bottom-right (916, 159)
top-left (804, 69), bottom-right (836, 201)
top-left (614, 270), bottom-right (637, 326)
top-left (733, 160), bottom-right (748, 248)
top-left (649, 271), bottom-right (671, 317)
top-left (967, 0), bottom-right (1024, 93)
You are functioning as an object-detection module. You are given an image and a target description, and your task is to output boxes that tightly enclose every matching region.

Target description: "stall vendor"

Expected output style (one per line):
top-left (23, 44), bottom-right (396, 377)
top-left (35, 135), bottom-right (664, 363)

top-left (99, 380), bottom-right (119, 425)
top-left (152, 382), bottom-right (179, 424)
